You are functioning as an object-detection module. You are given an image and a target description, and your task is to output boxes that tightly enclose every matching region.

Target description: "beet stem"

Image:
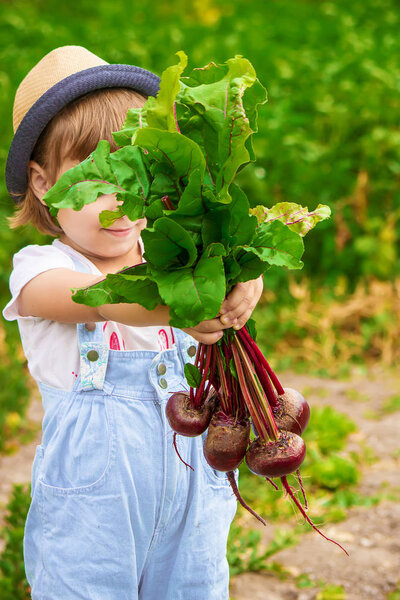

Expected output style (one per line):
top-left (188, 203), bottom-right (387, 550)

top-left (296, 469), bottom-right (308, 511)
top-left (237, 331), bottom-right (278, 407)
top-left (173, 433), bottom-right (194, 471)
top-left (265, 477), bottom-right (279, 491)
top-left (204, 344), bottom-right (216, 397)
top-left (215, 348), bottom-right (230, 415)
top-left (233, 336), bottom-right (279, 440)
top-left (194, 343), bottom-right (212, 408)
top-left (231, 344), bottom-right (269, 439)
top-left (280, 476), bottom-right (349, 555)
top-left (241, 327), bottom-right (285, 396)
top-left (227, 471), bottom-right (267, 526)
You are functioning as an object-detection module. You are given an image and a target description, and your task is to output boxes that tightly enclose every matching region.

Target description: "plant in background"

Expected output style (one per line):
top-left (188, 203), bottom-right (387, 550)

top-left (0, 484), bottom-right (31, 600)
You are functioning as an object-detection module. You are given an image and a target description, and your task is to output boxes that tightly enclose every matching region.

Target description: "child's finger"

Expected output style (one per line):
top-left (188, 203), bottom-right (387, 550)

top-left (219, 298), bottom-right (255, 327)
top-left (182, 328), bottom-right (223, 345)
top-left (231, 307), bottom-right (254, 331)
top-left (194, 317), bottom-right (232, 333)
top-left (219, 282), bottom-right (249, 315)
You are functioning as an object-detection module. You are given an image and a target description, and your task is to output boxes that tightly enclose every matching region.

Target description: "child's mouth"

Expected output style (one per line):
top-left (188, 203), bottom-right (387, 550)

top-left (102, 227), bottom-right (134, 237)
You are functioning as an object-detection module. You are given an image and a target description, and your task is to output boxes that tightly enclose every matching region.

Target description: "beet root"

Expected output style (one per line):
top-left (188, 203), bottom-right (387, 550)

top-left (203, 412), bottom-right (250, 472)
top-left (166, 392), bottom-right (214, 437)
top-left (226, 471), bottom-right (266, 526)
top-left (272, 388), bottom-right (310, 435)
top-left (245, 432), bottom-right (306, 478)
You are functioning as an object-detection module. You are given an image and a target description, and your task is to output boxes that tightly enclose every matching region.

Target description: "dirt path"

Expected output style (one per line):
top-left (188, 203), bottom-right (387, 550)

top-left (0, 387), bottom-right (43, 547)
top-left (0, 368), bottom-right (399, 598)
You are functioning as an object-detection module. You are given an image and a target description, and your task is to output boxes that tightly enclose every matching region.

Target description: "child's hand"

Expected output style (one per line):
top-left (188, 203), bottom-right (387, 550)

top-left (218, 275), bottom-right (263, 331)
top-left (182, 276), bottom-right (263, 345)
top-left (182, 316), bottom-right (229, 345)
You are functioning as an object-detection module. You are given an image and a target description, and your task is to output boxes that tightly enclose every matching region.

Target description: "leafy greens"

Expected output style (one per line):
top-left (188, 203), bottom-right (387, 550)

top-left (42, 51), bottom-right (331, 328)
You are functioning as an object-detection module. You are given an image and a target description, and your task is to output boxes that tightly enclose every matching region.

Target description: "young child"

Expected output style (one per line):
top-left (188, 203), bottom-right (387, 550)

top-left (2, 46), bottom-right (263, 600)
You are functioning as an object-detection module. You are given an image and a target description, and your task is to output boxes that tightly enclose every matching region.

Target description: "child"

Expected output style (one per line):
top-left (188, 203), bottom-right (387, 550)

top-left (2, 46), bottom-right (263, 600)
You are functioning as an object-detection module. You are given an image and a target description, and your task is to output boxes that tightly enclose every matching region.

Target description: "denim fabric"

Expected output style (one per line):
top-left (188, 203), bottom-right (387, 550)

top-left (24, 255), bottom-right (238, 599)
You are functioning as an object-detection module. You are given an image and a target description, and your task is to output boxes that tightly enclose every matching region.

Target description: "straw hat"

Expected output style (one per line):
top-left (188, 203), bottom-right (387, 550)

top-left (6, 45), bottom-right (160, 203)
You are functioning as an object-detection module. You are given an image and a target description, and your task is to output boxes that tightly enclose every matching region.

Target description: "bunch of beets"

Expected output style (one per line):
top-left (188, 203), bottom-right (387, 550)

top-left (167, 325), bottom-right (347, 554)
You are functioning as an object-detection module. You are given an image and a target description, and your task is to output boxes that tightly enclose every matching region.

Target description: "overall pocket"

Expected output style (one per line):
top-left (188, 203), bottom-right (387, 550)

top-left (39, 392), bottom-right (116, 495)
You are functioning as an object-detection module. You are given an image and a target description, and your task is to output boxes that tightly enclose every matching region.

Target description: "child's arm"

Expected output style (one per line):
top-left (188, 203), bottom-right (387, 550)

top-left (18, 267), bottom-right (170, 325)
top-left (17, 268), bottom-right (226, 343)
top-left (18, 268), bottom-right (263, 344)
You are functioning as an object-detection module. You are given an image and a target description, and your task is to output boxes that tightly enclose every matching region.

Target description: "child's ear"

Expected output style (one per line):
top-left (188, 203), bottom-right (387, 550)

top-left (28, 160), bottom-right (52, 204)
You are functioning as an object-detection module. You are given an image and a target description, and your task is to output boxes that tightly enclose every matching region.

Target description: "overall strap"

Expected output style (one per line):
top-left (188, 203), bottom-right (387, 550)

top-left (68, 253), bottom-right (109, 392)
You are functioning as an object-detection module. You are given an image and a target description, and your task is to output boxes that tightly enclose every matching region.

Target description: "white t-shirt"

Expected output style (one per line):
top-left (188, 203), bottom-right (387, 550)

top-left (2, 238), bottom-right (176, 391)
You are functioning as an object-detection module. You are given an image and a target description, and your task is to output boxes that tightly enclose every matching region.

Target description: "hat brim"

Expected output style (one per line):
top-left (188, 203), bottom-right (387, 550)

top-left (6, 64), bottom-right (160, 202)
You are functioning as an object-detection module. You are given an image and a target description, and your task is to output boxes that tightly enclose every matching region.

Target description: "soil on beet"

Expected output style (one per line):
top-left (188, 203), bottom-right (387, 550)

top-left (1, 367), bottom-right (400, 600)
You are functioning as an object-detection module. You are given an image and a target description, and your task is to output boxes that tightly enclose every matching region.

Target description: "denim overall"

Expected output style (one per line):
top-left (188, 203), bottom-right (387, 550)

top-left (23, 253), bottom-right (238, 600)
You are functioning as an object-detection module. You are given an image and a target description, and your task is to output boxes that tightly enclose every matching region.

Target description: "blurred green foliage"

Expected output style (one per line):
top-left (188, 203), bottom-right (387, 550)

top-left (0, 484), bottom-right (31, 600)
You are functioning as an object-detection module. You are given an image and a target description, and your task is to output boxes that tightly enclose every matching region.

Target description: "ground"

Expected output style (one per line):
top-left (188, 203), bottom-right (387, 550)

top-left (0, 367), bottom-right (399, 599)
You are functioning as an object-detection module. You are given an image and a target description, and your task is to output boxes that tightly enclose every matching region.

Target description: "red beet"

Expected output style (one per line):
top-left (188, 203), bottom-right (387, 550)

top-left (245, 432), bottom-right (306, 478)
top-left (166, 392), bottom-right (214, 437)
top-left (203, 412), bottom-right (250, 472)
top-left (272, 388), bottom-right (310, 435)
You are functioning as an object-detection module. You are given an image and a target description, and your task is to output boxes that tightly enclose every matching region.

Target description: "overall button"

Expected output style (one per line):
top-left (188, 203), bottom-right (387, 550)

top-left (87, 350), bottom-right (99, 362)
top-left (157, 363), bottom-right (167, 375)
top-left (84, 322), bottom-right (96, 332)
top-left (187, 345), bottom-right (197, 357)
top-left (159, 378), bottom-right (168, 389)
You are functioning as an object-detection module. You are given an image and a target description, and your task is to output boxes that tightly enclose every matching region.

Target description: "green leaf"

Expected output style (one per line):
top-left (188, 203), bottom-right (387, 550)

top-left (154, 253), bottom-right (226, 327)
top-left (204, 243), bottom-right (226, 257)
top-left (180, 56), bottom-right (267, 201)
top-left (72, 281), bottom-right (125, 307)
top-left (172, 169), bottom-right (205, 217)
top-left (119, 193), bottom-right (145, 221)
top-left (224, 255), bottom-right (242, 285)
top-left (105, 272), bottom-right (162, 308)
top-left (229, 357), bottom-right (238, 380)
top-left (110, 145), bottom-right (150, 200)
top-left (112, 107), bottom-right (148, 147)
top-left (184, 363), bottom-right (202, 388)
top-left (42, 140), bottom-right (118, 215)
top-left (134, 128), bottom-right (206, 182)
top-left (149, 162), bottom-right (179, 199)
top-left (145, 198), bottom-right (166, 221)
top-left (201, 182), bottom-right (256, 249)
top-left (42, 141), bottom-right (150, 218)
top-left (99, 207), bottom-right (125, 228)
top-left (225, 183), bottom-right (257, 246)
top-left (241, 220), bottom-right (304, 270)
top-left (250, 202), bottom-right (331, 236)
top-left (72, 263), bottom-right (162, 310)
top-left (235, 250), bottom-right (267, 282)
top-left (145, 50), bottom-right (187, 132)
top-left (246, 318), bottom-right (257, 341)
top-left (142, 217), bottom-right (197, 269)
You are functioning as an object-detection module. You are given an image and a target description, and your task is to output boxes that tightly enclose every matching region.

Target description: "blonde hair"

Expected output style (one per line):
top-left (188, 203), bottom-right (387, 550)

top-left (7, 87), bottom-right (147, 236)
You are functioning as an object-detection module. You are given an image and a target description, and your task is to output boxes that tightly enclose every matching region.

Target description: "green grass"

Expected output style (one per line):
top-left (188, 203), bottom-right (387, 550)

top-left (0, 485), bottom-right (31, 600)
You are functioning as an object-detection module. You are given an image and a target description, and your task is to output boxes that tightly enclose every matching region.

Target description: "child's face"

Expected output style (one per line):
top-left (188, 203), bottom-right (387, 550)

top-left (55, 158), bottom-right (146, 264)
